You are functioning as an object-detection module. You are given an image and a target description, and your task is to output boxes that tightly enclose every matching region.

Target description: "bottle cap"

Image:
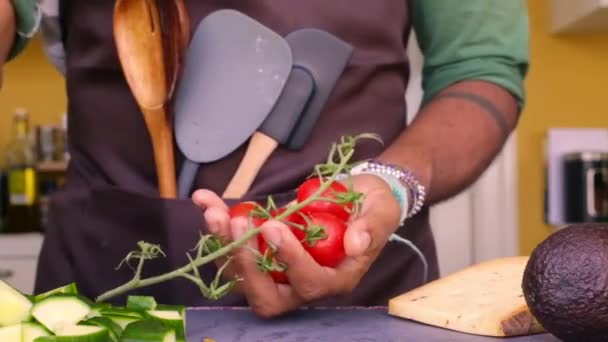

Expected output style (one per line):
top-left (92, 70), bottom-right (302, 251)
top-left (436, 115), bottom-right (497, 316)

top-left (14, 107), bottom-right (28, 118)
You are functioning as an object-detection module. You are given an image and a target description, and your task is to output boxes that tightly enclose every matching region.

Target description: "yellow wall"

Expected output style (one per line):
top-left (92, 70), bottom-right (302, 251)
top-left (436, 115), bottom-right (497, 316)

top-left (0, 37), bottom-right (67, 166)
top-left (518, 1), bottom-right (608, 254)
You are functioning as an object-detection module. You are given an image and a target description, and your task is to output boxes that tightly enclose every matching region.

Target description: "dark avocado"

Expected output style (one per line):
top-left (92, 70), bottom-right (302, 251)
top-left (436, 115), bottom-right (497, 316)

top-left (522, 223), bottom-right (608, 342)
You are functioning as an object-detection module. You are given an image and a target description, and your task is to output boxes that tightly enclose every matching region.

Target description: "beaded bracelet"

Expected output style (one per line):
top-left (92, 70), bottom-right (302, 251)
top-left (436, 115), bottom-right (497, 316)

top-left (347, 160), bottom-right (426, 225)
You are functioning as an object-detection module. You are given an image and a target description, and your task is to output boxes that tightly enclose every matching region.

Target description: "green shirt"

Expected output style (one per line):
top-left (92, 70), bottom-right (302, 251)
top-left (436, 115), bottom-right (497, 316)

top-left (9, 0), bottom-right (529, 105)
top-left (412, 0), bottom-right (529, 106)
top-left (7, 0), bottom-right (39, 61)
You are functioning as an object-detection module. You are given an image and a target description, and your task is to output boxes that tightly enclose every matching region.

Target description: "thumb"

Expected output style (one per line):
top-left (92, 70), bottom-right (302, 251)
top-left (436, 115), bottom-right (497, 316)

top-left (343, 218), bottom-right (372, 257)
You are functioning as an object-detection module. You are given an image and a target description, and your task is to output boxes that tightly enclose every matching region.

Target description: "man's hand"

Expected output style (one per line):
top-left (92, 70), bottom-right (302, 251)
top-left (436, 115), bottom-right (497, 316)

top-left (192, 174), bottom-right (400, 318)
top-left (0, 0), bottom-right (16, 88)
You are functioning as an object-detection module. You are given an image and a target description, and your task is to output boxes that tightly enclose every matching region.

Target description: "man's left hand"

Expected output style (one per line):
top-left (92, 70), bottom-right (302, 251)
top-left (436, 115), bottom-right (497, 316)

top-left (193, 174), bottom-right (401, 318)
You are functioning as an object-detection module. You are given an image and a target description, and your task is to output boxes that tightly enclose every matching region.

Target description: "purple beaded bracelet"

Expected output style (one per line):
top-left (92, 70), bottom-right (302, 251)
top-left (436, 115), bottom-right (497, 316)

top-left (349, 160), bottom-right (426, 220)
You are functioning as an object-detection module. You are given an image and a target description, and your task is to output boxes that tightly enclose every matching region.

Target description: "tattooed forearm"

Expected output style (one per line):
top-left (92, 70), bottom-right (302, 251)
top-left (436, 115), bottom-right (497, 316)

top-left (378, 80), bottom-right (521, 204)
top-left (433, 91), bottom-right (512, 137)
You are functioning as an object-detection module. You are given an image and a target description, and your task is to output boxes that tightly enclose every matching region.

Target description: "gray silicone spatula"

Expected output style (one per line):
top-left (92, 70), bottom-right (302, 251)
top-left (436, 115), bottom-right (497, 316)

top-left (174, 9), bottom-right (293, 198)
top-left (284, 29), bottom-right (353, 150)
top-left (222, 28), bottom-right (353, 198)
top-left (222, 67), bottom-right (316, 198)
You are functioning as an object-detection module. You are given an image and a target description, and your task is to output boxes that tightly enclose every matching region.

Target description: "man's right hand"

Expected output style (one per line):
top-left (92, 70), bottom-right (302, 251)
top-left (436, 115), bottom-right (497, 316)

top-left (0, 0), bottom-right (16, 89)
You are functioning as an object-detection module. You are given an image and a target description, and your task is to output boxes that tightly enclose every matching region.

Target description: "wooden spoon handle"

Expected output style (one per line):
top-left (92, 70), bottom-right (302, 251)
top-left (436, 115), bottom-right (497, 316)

top-left (222, 132), bottom-right (278, 199)
top-left (143, 106), bottom-right (177, 198)
top-left (174, 0), bottom-right (190, 54)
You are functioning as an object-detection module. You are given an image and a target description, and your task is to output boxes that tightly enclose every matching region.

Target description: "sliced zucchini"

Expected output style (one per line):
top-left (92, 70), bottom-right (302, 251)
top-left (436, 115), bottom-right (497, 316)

top-left (31, 295), bottom-right (92, 333)
top-left (120, 320), bottom-right (175, 342)
top-left (92, 303), bottom-right (112, 311)
top-left (145, 311), bottom-right (184, 342)
top-left (0, 325), bottom-right (22, 342)
top-left (85, 303), bottom-right (112, 319)
top-left (102, 315), bottom-right (141, 330)
top-left (126, 296), bottom-right (157, 311)
top-left (34, 283), bottom-right (79, 303)
top-left (98, 308), bottom-right (143, 319)
top-left (22, 322), bottom-right (51, 342)
top-left (154, 305), bottom-right (185, 317)
top-left (146, 311), bottom-right (180, 320)
top-left (35, 325), bottom-right (110, 342)
top-left (80, 317), bottom-right (122, 342)
top-left (0, 280), bottom-right (33, 326)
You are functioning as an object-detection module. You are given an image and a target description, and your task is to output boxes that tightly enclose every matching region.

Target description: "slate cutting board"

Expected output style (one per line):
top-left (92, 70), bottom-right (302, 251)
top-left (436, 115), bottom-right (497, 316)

top-left (185, 307), bottom-right (560, 342)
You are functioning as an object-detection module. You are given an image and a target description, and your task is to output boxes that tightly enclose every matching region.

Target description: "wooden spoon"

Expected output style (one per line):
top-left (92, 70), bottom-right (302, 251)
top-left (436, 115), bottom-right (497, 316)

top-left (113, 0), bottom-right (177, 198)
top-left (159, 0), bottom-right (190, 99)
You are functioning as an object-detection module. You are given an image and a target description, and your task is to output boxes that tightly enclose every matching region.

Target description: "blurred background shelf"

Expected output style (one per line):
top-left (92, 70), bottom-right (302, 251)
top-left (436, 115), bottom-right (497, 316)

top-left (36, 160), bottom-right (68, 173)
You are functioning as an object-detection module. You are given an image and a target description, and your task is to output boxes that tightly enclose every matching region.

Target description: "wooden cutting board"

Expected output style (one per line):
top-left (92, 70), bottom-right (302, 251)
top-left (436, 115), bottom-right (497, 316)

top-left (388, 256), bottom-right (545, 337)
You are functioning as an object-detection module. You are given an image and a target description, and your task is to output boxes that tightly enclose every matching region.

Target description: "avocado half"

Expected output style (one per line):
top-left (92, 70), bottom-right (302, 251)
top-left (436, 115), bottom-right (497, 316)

top-left (522, 223), bottom-right (608, 342)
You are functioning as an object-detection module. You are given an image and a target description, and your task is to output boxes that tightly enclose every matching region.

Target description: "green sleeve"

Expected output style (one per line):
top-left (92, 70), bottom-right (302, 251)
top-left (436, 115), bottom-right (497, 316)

top-left (412, 0), bottom-right (530, 107)
top-left (7, 0), bottom-right (40, 61)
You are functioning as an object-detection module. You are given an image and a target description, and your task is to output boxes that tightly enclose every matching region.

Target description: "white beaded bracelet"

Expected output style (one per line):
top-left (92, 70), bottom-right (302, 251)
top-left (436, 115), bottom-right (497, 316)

top-left (347, 160), bottom-right (426, 225)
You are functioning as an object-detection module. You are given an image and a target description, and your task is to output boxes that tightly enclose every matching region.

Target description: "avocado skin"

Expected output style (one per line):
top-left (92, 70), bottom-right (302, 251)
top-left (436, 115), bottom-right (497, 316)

top-left (522, 223), bottom-right (608, 342)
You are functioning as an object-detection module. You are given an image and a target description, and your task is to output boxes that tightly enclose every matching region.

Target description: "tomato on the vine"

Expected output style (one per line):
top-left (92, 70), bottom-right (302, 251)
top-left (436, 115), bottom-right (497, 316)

top-left (228, 201), bottom-right (265, 226)
top-left (256, 207), bottom-right (307, 284)
top-left (304, 212), bottom-right (347, 268)
top-left (297, 177), bottom-right (353, 221)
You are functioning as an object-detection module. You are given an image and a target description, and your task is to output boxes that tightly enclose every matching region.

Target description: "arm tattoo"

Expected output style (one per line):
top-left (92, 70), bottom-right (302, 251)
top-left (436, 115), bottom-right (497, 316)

top-left (433, 91), bottom-right (511, 137)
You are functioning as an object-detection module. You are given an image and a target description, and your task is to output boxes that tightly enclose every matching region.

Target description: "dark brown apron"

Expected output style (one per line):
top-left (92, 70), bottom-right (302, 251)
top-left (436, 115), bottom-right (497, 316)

top-left (34, 0), bottom-right (439, 307)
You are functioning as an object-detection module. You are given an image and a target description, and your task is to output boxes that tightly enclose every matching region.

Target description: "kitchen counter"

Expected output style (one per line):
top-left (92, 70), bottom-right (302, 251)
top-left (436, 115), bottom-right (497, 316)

top-left (186, 307), bottom-right (560, 342)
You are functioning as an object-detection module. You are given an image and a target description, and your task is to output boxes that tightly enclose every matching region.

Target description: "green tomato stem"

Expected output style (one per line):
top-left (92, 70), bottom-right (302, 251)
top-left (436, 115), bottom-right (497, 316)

top-left (274, 150), bottom-right (354, 221)
top-left (96, 226), bottom-right (262, 303)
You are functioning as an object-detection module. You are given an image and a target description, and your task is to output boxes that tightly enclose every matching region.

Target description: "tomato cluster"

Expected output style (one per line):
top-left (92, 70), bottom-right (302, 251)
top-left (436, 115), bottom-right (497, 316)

top-left (228, 177), bottom-right (355, 283)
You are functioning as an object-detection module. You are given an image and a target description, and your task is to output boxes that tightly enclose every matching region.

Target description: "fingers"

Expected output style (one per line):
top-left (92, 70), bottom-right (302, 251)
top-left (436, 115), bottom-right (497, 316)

top-left (204, 207), bottom-right (232, 245)
top-left (262, 221), bottom-right (343, 301)
top-left (230, 219), bottom-right (302, 317)
top-left (192, 189), bottom-right (231, 242)
top-left (192, 189), bottom-right (229, 211)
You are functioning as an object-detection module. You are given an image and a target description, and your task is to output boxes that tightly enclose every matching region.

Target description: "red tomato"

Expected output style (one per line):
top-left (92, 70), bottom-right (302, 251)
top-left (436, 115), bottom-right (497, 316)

top-left (267, 270), bottom-right (289, 283)
top-left (228, 201), bottom-right (258, 217)
top-left (305, 212), bottom-right (347, 268)
top-left (256, 207), bottom-right (307, 284)
top-left (228, 201), bottom-right (265, 226)
top-left (297, 178), bottom-right (353, 221)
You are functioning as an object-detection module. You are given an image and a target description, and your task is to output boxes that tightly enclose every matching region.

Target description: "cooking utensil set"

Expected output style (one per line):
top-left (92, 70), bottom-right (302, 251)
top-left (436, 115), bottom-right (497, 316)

top-left (113, 6), bottom-right (353, 199)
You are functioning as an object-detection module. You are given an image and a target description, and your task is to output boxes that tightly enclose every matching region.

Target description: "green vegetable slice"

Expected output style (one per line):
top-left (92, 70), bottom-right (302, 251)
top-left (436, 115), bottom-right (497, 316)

top-left (0, 280), bottom-right (33, 326)
top-left (102, 315), bottom-right (141, 330)
top-left (126, 296), bottom-right (157, 311)
top-left (144, 311), bottom-right (185, 342)
top-left (35, 325), bottom-right (110, 342)
top-left (34, 283), bottom-right (79, 303)
top-left (154, 305), bottom-right (185, 316)
top-left (98, 308), bottom-right (143, 319)
top-left (120, 320), bottom-right (176, 342)
top-left (22, 322), bottom-right (51, 342)
top-left (31, 295), bottom-right (92, 333)
top-left (0, 322), bottom-right (51, 342)
top-left (0, 324), bottom-right (22, 342)
top-left (80, 317), bottom-right (122, 342)
top-left (85, 303), bottom-right (113, 319)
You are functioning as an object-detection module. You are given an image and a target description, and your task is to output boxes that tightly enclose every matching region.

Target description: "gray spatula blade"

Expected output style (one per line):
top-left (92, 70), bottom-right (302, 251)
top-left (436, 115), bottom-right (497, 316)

top-left (174, 9), bottom-right (292, 163)
top-left (284, 29), bottom-right (354, 150)
top-left (258, 66), bottom-right (315, 145)
top-left (173, 9), bottom-right (292, 198)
